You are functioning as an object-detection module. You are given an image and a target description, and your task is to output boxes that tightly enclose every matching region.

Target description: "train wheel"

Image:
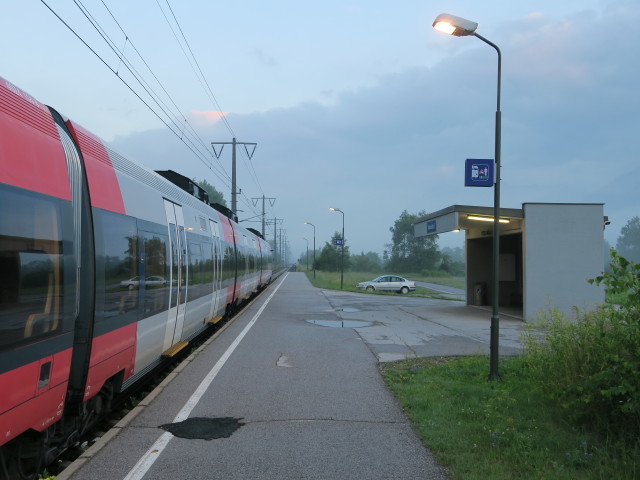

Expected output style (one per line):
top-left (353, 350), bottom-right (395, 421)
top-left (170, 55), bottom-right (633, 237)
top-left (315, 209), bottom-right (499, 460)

top-left (13, 431), bottom-right (45, 480)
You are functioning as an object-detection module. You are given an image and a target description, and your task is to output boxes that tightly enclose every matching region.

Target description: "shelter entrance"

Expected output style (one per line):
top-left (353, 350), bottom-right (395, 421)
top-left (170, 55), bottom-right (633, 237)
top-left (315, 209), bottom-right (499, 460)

top-left (467, 232), bottom-right (522, 311)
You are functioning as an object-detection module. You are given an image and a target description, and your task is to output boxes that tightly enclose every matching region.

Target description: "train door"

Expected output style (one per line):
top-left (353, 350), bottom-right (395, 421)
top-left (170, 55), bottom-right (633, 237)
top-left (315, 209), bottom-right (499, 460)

top-left (163, 200), bottom-right (187, 351)
top-left (209, 219), bottom-right (223, 317)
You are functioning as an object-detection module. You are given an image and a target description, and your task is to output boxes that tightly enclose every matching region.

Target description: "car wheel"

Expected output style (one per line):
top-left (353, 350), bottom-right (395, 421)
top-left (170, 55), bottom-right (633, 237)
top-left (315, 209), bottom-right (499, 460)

top-left (366, 286), bottom-right (374, 291)
top-left (128, 284), bottom-right (134, 290)
top-left (400, 286), bottom-right (409, 294)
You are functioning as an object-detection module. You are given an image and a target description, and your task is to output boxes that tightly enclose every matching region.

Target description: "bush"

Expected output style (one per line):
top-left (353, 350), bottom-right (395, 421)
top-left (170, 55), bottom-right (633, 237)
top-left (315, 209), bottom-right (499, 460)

top-left (589, 248), bottom-right (640, 307)
top-left (420, 269), bottom-right (451, 278)
top-left (522, 305), bottom-right (640, 442)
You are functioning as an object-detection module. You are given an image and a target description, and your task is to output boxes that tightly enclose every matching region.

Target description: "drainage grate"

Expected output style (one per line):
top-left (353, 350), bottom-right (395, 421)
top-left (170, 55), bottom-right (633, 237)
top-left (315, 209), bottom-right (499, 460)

top-left (159, 417), bottom-right (244, 440)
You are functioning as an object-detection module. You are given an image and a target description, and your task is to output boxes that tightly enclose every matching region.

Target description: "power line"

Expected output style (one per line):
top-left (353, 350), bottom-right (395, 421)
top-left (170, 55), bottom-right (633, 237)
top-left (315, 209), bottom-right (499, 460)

top-left (98, 0), bottom-right (230, 181)
top-left (41, 0), bottom-right (232, 188)
top-left (161, 0), bottom-right (236, 138)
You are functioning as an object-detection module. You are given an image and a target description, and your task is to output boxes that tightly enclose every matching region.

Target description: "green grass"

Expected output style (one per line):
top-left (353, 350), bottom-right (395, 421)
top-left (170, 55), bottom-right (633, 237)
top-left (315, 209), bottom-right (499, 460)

top-left (302, 270), bottom-right (465, 296)
top-left (380, 356), bottom-right (638, 480)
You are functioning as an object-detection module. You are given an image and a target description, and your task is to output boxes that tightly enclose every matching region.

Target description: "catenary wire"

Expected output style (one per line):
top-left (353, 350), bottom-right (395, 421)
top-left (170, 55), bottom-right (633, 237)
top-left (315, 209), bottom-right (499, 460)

top-left (99, 0), bottom-right (231, 183)
top-left (162, 0), bottom-right (236, 138)
top-left (75, 0), bottom-right (230, 184)
top-left (42, 0), bottom-right (232, 188)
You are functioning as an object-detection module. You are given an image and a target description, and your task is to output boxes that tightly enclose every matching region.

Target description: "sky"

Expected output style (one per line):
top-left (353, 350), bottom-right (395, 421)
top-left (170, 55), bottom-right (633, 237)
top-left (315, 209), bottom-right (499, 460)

top-left (2, 0), bottom-right (638, 262)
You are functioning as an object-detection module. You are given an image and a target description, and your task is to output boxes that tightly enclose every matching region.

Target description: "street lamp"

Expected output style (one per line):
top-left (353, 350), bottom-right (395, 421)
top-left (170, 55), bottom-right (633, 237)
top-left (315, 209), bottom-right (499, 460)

top-left (303, 222), bottom-right (316, 279)
top-left (329, 207), bottom-right (345, 289)
top-left (302, 237), bottom-right (309, 271)
top-left (433, 13), bottom-right (502, 381)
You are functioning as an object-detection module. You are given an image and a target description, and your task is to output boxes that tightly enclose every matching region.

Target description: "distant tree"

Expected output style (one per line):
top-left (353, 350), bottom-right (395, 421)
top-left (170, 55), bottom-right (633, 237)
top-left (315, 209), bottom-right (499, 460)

top-left (315, 232), bottom-right (351, 271)
top-left (604, 239), bottom-right (612, 273)
top-left (439, 254), bottom-right (465, 276)
top-left (350, 251), bottom-right (383, 272)
top-left (441, 246), bottom-right (464, 263)
top-left (616, 216), bottom-right (640, 263)
top-left (386, 210), bottom-right (440, 272)
top-left (439, 246), bottom-right (465, 276)
top-left (194, 178), bottom-right (227, 207)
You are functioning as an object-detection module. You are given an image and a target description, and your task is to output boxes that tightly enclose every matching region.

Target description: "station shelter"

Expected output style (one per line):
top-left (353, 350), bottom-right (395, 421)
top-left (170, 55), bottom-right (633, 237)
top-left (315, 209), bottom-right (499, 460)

top-left (414, 203), bottom-right (607, 321)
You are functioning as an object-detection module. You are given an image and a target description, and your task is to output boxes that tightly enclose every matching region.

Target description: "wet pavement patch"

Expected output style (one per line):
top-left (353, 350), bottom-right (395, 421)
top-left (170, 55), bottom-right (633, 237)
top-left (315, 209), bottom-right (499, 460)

top-left (159, 417), bottom-right (244, 440)
top-left (306, 319), bottom-right (372, 328)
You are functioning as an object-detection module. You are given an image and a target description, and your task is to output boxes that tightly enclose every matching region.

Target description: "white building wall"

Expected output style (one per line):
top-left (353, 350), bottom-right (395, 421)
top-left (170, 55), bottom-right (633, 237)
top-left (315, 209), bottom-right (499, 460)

top-left (523, 203), bottom-right (605, 321)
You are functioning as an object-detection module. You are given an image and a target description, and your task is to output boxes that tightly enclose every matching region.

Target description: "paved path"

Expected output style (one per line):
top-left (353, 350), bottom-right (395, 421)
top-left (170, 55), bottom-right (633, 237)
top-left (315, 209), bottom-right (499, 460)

top-left (59, 273), bottom-right (450, 480)
top-left (414, 281), bottom-right (466, 299)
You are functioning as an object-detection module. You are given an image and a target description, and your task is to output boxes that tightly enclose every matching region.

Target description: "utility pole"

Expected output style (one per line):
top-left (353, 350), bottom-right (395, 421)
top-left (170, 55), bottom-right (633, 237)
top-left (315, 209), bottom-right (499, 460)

top-left (252, 195), bottom-right (276, 237)
top-left (211, 138), bottom-right (257, 216)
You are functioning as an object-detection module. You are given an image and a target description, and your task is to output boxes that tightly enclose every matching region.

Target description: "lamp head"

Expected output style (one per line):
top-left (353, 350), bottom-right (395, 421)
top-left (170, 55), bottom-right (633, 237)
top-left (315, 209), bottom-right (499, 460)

top-left (329, 207), bottom-right (340, 212)
top-left (433, 13), bottom-right (478, 36)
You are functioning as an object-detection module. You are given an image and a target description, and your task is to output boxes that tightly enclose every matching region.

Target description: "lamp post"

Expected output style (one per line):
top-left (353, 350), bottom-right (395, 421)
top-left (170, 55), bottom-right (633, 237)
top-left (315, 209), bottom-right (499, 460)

top-left (329, 207), bottom-right (345, 289)
top-left (303, 222), bottom-right (316, 279)
top-left (302, 237), bottom-right (309, 271)
top-left (433, 13), bottom-right (502, 381)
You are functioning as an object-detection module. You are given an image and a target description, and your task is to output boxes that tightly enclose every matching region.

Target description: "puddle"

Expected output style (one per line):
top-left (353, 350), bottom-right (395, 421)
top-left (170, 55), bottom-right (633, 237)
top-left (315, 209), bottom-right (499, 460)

top-left (306, 319), bottom-right (372, 328)
top-left (337, 308), bottom-right (360, 313)
top-left (159, 417), bottom-right (244, 440)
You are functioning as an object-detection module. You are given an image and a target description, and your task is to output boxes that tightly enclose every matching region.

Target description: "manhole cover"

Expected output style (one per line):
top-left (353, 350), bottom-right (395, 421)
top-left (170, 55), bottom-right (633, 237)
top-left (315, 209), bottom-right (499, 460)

top-left (306, 319), bottom-right (372, 328)
top-left (160, 417), bottom-right (244, 440)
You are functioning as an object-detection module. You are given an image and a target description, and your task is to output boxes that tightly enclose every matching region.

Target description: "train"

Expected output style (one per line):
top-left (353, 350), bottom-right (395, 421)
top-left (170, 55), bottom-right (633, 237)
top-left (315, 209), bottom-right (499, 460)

top-left (0, 77), bottom-right (273, 479)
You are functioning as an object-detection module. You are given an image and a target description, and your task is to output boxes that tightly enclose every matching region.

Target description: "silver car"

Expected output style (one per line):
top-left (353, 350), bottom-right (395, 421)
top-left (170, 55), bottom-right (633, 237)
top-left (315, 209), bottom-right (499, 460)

top-left (356, 275), bottom-right (416, 294)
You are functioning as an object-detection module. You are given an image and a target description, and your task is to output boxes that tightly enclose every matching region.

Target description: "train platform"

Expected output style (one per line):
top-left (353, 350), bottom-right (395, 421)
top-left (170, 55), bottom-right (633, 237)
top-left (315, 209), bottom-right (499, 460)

top-left (57, 272), bottom-right (525, 480)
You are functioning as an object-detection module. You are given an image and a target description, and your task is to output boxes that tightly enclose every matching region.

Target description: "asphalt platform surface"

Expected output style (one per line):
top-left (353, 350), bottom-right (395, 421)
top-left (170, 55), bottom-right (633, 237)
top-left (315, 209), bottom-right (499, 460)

top-left (58, 272), bottom-right (525, 480)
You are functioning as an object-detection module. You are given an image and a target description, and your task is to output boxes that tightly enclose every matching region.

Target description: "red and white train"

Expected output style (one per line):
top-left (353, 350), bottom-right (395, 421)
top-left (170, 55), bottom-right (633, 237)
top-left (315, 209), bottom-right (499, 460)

top-left (0, 77), bottom-right (273, 479)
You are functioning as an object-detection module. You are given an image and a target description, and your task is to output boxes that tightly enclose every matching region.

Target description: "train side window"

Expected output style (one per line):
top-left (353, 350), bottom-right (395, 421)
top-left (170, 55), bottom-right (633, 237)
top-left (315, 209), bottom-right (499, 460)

top-left (0, 188), bottom-right (64, 350)
top-left (142, 231), bottom-right (169, 317)
top-left (210, 221), bottom-right (220, 238)
top-left (94, 211), bottom-right (138, 323)
top-left (187, 241), bottom-right (205, 301)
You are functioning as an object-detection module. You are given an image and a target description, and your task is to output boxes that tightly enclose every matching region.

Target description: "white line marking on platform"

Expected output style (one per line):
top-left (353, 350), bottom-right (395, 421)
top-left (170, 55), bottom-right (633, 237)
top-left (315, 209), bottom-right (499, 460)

top-left (123, 273), bottom-right (288, 480)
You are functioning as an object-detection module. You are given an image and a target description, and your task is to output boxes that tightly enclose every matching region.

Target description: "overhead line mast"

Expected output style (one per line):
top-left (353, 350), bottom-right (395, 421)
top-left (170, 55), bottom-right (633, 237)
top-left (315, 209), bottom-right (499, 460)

top-left (212, 138), bottom-right (257, 216)
top-left (252, 195), bottom-right (276, 237)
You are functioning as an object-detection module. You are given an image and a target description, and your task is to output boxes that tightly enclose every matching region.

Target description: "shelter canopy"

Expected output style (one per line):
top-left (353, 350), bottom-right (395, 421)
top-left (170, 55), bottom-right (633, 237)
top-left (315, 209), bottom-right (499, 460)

top-left (414, 204), bottom-right (524, 237)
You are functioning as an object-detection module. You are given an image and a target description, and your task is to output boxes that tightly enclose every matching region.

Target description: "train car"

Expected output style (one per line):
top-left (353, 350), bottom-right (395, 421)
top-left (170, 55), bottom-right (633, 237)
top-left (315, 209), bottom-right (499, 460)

top-left (0, 77), bottom-right (272, 479)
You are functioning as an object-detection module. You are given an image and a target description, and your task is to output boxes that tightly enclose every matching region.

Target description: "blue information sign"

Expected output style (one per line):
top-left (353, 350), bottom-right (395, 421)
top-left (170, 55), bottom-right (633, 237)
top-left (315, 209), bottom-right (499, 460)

top-left (335, 238), bottom-right (343, 246)
top-left (465, 159), bottom-right (495, 187)
top-left (427, 220), bottom-right (437, 234)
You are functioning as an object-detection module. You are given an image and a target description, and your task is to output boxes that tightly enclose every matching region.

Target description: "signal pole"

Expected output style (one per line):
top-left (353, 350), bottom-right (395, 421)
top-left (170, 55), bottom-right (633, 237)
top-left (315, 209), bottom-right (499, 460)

top-left (211, 138), bottom-right (257, 216)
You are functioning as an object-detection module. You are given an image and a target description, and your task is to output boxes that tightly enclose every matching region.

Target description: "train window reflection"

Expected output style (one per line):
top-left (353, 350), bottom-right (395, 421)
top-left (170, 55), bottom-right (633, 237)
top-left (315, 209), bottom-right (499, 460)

top-left (143, 231), bottom-right (169, 317)
top-left (95, 211), bottom-right (138, 322)
top-left (0, 188), bottom-right (64, 350)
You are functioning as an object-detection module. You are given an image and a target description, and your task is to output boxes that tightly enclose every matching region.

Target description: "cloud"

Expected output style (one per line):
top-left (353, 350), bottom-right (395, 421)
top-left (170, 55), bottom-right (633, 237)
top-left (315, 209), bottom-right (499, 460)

top-left (249, 48), bottom-right (278, 67)
top-left (188, 110), bottom-right (228, 126)
top-left (110, 2), bottom-right (640, 254)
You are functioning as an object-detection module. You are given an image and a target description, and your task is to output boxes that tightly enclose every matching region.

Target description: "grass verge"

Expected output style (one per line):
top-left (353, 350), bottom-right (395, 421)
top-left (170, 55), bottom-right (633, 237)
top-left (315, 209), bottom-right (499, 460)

top-left (303, 270), bottom-right (464, 296)
top-left (380, 356), bottom-right (638, 480)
